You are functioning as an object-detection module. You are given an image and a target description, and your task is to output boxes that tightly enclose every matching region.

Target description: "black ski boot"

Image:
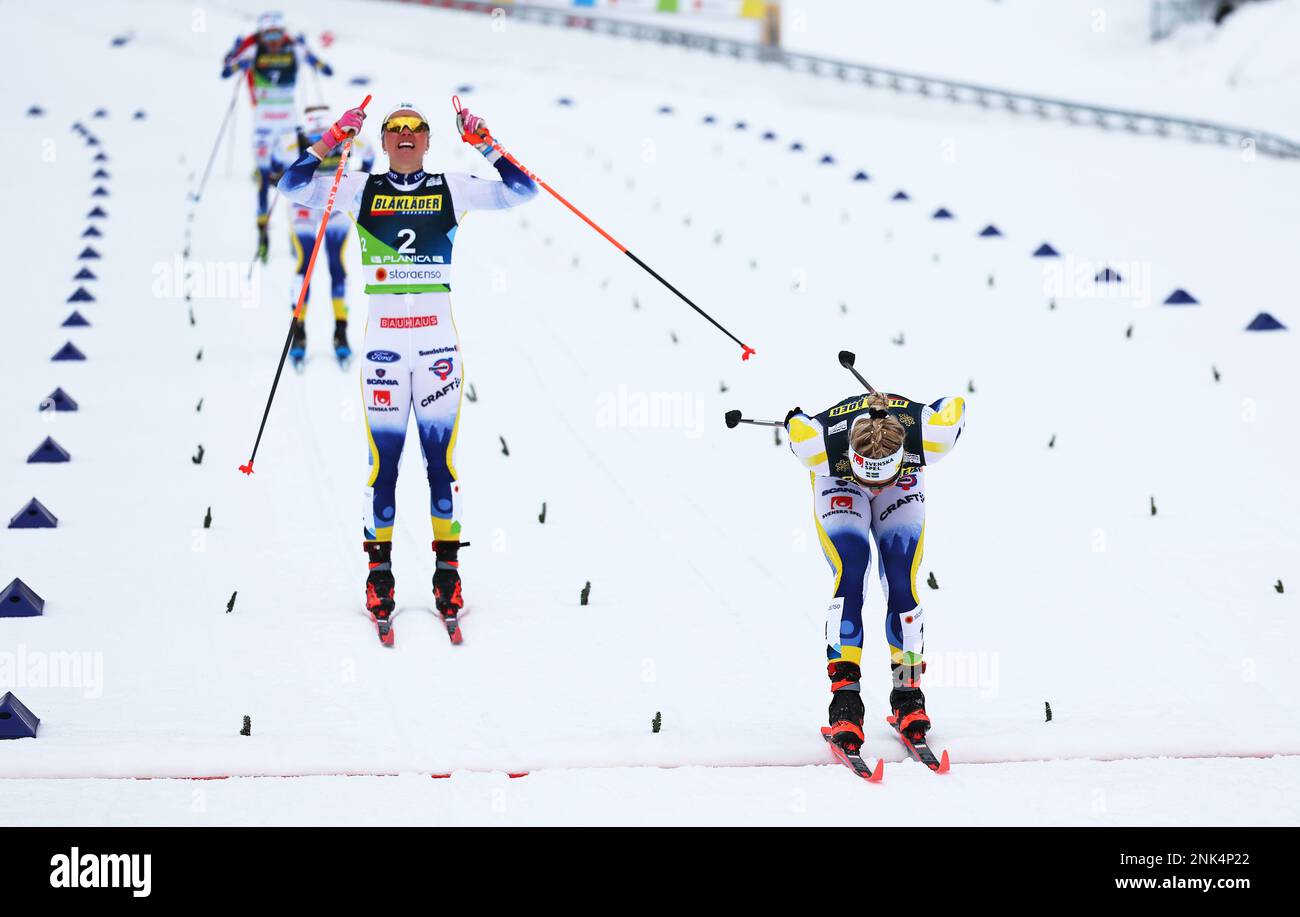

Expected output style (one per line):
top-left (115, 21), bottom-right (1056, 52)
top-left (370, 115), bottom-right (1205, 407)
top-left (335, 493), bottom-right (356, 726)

top-left (289, 318), bottom-right (307, 370)
top-left (826, 661), bottom-right (865, 753)
top-left (333, 319), bottom-right (352, 368)
top-left (889, 687), bottom-right (930, 743)
top-left (432, 540), bottom-right (464, 644)
top-left (364, 540), bottom-right (396, 646)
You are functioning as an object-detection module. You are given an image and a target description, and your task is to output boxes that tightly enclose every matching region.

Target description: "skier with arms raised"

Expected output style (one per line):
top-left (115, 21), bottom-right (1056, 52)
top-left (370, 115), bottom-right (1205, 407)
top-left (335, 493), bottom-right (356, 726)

top-left (278, 101), bottom-right (537, 644)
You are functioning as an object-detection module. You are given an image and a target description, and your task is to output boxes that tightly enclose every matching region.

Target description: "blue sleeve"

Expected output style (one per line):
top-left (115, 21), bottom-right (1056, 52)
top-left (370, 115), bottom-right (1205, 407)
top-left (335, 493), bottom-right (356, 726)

top-left (279, 151), bottom-right (321, 196)
top-left (493, 156), bottom-right (537, 199)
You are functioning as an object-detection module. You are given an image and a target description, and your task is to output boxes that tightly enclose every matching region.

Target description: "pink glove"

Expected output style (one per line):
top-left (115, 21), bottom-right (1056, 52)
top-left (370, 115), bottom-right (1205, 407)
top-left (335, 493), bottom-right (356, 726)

top-left (456, 108), bottom-right (488, 143)
top-left (328, 107), bottom-right (366, 144)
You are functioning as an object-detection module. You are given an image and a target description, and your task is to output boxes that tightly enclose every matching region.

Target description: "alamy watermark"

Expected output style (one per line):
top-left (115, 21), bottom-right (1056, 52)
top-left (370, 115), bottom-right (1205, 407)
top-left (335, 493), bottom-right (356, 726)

top-left (151, 255), bottom-right (261, 309)
top-left (595, 385), bottom-right (706, 439)
top-left (0, 644), bottom-right (104, 699)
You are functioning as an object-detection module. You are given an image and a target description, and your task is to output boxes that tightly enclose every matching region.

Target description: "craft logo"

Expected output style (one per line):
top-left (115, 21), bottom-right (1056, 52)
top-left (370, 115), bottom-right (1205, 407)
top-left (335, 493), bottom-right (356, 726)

top-left (369, 194), bottom-right (442, 215)
top-left (432, 358), bottom-right (454, 381)
top-left (49, 848), bottom-right (151, 897)
top-left (373, 390), bottom-right (391, 407)
top-left (830, 496), bottom-right (853, 510)
top-left (379, 315), bottom-right (438, 329)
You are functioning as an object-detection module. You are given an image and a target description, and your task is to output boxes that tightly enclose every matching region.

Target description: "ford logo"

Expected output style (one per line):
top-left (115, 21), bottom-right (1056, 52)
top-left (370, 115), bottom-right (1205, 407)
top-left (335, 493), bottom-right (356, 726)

top-left (366, 350), bottom-right (400, 363)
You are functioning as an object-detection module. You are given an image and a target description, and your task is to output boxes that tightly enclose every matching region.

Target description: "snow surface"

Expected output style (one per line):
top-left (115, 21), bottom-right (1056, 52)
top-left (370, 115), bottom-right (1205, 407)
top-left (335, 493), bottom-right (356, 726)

top-left (1, 0), bottom-right (1297, 825)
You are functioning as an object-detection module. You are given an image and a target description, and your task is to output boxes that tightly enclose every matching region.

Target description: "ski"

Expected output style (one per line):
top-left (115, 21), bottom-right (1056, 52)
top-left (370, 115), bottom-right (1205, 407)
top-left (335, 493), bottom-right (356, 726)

top-left (820, 727), bottom-right (884, 782)
top-left (886, 715), bottom-right (950, 773)
top-left (370, 611), bottom-right (394, 647)
top-left (440, 611), bottom-right (463, 645)
top-left (336, 349), bottom-right (352, 371)
top-left (290, 350), bottom-right (307, 373)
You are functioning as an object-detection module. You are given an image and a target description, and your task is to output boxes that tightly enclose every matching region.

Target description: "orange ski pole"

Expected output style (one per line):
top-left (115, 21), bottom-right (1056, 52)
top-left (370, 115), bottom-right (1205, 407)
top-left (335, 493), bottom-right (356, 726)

top-left (452, 96), bottom-right (756, 362)
top-left (239, 95), bottom-right (372, 476)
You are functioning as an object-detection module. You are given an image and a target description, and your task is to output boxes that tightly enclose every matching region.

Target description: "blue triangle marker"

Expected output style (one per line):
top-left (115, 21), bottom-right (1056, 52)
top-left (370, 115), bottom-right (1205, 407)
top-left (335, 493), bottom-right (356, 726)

top-left (62, 311), bottom-right (90, 327)
top-left (93, 168), bottom-right (110, 179)
top-left (556, 97), bottom-right (573, 106)
top-left (52, 341), bottom-right (86, 361)
top-left (0, 693), bottom-right (40, 738)
top-left (0, 579), bottom-right (44, 618)
top-left (86, 135), bottom-right (100, 146)
top-left (892, 190), bottom-right (910, 201)
top-left (733, 121), bottom-right (747, 130)
top-left (67, 287), bottom-right (95, 303)
top-left (41, 388), bottom-right (78, 412)
top-left (27, 437), bottom-right (70, 463)
top-left (819, 153), bottom-right (834, 164)
top-left (932, 208), bottom-right (954, 219)
top-left (133, 110), bottom-right (147, 120)
top-left (74, 267), bottom-right (97, 280)
top-left (349, 75), bottom-right (371, 86)
top-left (27, 105), bottom-right (44, 117)
top-left (658, 105), bottom-right (673, 114)
top-left (8, 498), bottom-right (58, 529)
top-left (761, 131), bottom-right (776, 141)
top-left (82, 226), bottom-right (102, 238)
top-left (1032, 243), bottom-right (1060, 257)
top-left (94, 152), bottom-right (108, 162)
top-left (455, 85), bottom-right (473, 94)
top-left (979, 224), bottom-right (1003, 237)
top-left (703, 115), bottom-right (716, 124)
top-left (92, 186), bottom-right (109, 197)
top-left (1096, 267), bottom-right (1123, 283)
top-left (789, 141), bottom-right (804, 151)
top-left (93, 108), bottom-right (108, 118)
top-left (1164, 289), bottom-right (1198, 305)
top-left (852, 171), bottom-right (870, 182)
top-left (79, 246), bottom-right (100, 260)
top-left (88, 206), bottom-right (107, 219)
top-left (1245, 312), bottom-right (1286, 331)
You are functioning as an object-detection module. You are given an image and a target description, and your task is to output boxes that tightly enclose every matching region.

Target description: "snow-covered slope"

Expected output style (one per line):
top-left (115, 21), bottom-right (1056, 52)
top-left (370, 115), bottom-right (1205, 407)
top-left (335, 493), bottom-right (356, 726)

top-left (1, 0), bottom-right (1297, 825)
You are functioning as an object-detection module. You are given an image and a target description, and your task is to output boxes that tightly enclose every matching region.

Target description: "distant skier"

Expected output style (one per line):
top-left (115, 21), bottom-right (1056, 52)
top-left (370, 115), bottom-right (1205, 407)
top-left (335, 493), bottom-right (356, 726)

top-left (278, 101), bottom-right (537, 644)
top-left (221, 11), bottom-right (332, 262)
top-left (277, 105), bottom-right (374, 369)
top-left (784, 390), bottom-right (965, 756)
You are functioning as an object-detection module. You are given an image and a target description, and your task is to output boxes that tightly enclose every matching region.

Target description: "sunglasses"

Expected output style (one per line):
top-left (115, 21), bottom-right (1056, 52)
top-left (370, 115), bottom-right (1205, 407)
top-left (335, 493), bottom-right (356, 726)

top-left (383, 117), bottom-right (429, 134)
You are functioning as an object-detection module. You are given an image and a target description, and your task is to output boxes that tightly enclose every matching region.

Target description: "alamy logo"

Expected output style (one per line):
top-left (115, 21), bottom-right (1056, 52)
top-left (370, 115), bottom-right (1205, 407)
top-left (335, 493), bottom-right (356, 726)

top-left (49, 848), bottom-right (151, 897)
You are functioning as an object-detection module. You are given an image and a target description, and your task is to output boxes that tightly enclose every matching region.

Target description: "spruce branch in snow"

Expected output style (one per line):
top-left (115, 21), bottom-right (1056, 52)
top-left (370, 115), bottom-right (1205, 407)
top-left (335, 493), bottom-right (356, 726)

top-left (195, 348), bottom-right (203, 361)
top-left (651, 712), bottom-right (662, 734)
top-left (499, 436), bottom-right (509, 457)
top-left (580, 581), bottom-right (591, 606)
top-left (967, 379), bottom-right (976, 394)
top-left (195, 397), bottom-right (203, 413)
top-left (203, 507), bottom-right (212, 529)
top-left (465, 384), bottom-right (477, 403)
top-left (1276, 580), bottom-right (1285, 594)
top-left (1212, 366), bottom-right (1221, 382)
top-left (240, 715), bottom-right (251, 736)
top-left (538, 502), bottom-right (547, 524)
top-left (1048, 434), bottom-right (1056, 449)
top-left (191, 445), bottom-right (204, 465)
top-left (927, 572), bottom-right (939, 590)
top-left (226, 591), bottom-right (237, 614)
top-left (1150, 497), bottom-right (1158, 517)
top-left (1045, 702), bottom-right (1053, 723)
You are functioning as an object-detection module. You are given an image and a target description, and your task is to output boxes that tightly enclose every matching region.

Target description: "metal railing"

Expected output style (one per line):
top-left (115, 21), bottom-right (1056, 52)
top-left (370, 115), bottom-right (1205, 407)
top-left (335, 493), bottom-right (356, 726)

top-left (385, 0), bottom-right (1300, 160)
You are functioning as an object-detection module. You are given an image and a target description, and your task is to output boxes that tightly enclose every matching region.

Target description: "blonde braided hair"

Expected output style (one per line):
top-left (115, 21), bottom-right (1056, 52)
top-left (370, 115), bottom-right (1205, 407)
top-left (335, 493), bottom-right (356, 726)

top-left (849, 393), bottom-right (906, 459)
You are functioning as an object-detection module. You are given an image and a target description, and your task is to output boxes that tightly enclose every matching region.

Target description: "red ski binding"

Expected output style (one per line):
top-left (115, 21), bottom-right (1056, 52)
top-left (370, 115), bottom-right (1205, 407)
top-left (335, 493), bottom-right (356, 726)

top-left (886, 714), bottom-right (950, 773)
top-left (820, 727), bottom-right (884, 782)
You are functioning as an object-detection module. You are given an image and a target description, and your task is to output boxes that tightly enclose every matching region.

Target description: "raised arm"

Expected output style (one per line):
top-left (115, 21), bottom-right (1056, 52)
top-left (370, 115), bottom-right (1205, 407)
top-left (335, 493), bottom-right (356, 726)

top-left (446, 106), bottom-right (538, 212)
top-left (785, 410), bottom-right (831, 476)
top-left (278, 105), bottom-right (369, 211)
top-left (920, 397), bottom-right (966, 465)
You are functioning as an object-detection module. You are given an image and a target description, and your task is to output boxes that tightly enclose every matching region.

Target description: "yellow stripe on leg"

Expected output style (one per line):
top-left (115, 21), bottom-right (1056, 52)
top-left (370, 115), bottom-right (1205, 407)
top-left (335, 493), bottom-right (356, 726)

top-left (909, 521), bottom-right (926, 607)
top-left (812, 473), bottom-right (844, 594)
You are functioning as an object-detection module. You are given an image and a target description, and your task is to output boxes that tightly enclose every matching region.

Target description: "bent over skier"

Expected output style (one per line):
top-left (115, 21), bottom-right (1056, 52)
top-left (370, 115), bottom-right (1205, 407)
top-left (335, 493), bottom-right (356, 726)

top-left (784, 390), bottom-right (965, 757)
top-left (278, 101), bottom-right (537, 644)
